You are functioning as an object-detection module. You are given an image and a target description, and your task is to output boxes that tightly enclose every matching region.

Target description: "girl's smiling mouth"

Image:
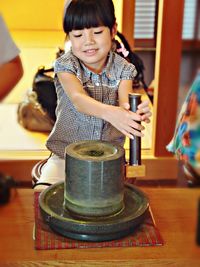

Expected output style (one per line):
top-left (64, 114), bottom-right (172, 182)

top-left (84, 49), bottom-right (98, 55)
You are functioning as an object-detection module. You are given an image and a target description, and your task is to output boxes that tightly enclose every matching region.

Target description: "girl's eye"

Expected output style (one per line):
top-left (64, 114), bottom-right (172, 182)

top-left (73, 34), bottom-right (82, 38)
top-left (94, 30), bottom-right (103, 35)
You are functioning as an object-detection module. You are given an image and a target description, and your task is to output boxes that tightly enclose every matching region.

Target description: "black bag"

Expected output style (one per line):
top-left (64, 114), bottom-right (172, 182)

top-left (17, 48), bottom-right (65, 132)
top-left (32, 48), bottom-right (65, 121)
top-left (32, 66), bottom-right (57, 121)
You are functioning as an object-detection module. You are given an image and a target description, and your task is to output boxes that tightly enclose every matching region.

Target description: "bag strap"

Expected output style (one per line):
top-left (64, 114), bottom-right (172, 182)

top-left (37, 66), bottom-right (54, 74)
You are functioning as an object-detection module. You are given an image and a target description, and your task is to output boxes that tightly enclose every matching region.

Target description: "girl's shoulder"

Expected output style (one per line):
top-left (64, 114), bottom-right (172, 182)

top-left (112, 52), bottom-right (136, 69)
top-left (112, 52), bottom-right (129, 64)
top-left (111, 52), bottom-right (137, 78)
top-left (54, 50), bottom-right (80, 73)
top-left (55, 50), bottom-right (78, 65)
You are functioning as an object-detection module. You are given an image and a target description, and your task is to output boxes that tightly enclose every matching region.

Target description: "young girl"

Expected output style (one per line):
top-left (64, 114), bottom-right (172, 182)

top-left (35, 0), bottom-right (151, 188)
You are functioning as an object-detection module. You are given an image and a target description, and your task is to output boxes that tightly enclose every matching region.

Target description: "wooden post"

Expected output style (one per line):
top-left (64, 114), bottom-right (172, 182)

top-left (122, 0), bottom-right (135, 48)
top-left (153, 0), bottom-right (184, 156)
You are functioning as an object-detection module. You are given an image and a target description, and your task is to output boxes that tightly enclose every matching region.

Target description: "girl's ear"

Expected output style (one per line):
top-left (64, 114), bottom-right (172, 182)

top-left (111, 23), bottom-right (117, 39)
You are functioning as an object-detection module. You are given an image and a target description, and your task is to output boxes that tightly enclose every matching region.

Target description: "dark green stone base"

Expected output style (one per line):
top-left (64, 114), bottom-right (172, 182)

top-left (39, 182), bottom-right (149, 242)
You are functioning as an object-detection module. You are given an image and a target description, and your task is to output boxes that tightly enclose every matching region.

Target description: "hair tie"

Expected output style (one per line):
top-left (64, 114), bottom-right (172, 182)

top-left (116, 43), bottom-right (129, 58)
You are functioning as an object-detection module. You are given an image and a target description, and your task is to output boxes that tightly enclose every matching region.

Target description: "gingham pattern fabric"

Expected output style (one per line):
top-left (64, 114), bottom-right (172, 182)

top-left (46, 50), bottom-right (137, 158)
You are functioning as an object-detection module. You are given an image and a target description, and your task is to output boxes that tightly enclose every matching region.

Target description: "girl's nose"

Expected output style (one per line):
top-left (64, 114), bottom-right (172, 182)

top-left (84, 30), bottom-right (95, 45)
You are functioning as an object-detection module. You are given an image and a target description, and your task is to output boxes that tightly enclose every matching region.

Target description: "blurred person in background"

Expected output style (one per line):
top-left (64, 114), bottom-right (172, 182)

top-left (0, 14), bottom-right (23, 100)
top-left (167, 69), bottom-right (200, 186)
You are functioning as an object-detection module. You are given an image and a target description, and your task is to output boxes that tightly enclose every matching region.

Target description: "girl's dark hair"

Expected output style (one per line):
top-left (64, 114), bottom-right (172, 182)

top-left (115, 31), bottom-right (148, 91)
top-left (63, 0), bottom-right (116, 34)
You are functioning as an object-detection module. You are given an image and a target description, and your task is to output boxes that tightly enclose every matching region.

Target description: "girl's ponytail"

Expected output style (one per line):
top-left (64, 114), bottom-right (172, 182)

top-left (115, 32), bottom-right (148, 91)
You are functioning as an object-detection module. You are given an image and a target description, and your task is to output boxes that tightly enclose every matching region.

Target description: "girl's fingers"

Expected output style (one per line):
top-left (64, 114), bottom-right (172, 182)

top-left (121, 129), bottom-right (134, 140)
top-left (123, 123), bottom-right (145, 137)
top-left (137, 106), bottom-right (151, 115)
top-left (122, 129), bottom-right (144, 139)
top-left (127, 119), bottom-right (144, 131)
top-left (122, 102), bottom-right (130, 110)
top-left (144, 118), bottom-right (151, 123)
top-left (137, 100), bottom-right (149, 109)
top-left (137, 100), bottom-right (152, 117)
top-left (141, 112), bottom-right (152, 121)
top-left (128, 110), bottom-right (142, 122)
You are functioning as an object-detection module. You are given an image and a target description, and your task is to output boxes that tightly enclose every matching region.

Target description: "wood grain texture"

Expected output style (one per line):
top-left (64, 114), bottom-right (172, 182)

top-left (0, 188), bottom-right (199, 266)
top-left (122, 0), bottom-right (135, 48)
top-left (153, 0), bottom-right (184, 156)
top-left (126, 164), bottom-right (146, 178)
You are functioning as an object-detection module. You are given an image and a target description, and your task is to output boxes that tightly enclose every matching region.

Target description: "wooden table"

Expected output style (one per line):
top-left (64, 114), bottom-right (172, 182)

top-left (0, 187), bottom-right (199, 266)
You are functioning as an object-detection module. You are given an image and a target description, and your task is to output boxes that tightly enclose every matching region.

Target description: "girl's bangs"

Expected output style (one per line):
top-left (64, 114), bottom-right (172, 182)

top-left (65, 5), bottom-right (108, 32)
top-left (73, 11), bottom-right (103, 30)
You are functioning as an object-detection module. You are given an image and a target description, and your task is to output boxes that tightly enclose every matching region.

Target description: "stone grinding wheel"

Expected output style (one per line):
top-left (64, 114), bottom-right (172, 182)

top-left (39, 140), bottom-right (149, 242)
top-left (64, 140), bottom-right (125, 217)
top-left (39, 181), bottom-right (149, 242)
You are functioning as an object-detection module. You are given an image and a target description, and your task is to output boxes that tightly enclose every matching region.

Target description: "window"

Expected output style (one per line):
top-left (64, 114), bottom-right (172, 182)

top-left (123, 0), bottom-right (200, 49)
top-left (134, 0), bottom-right (157, 39)
top-left (132, 0), bottom-right (158, 47)
top-left (182, 0), bottom-right (197, 39)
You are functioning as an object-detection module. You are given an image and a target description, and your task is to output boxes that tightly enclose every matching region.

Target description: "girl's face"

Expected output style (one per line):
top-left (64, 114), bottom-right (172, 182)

top-left (69, 25), bottom-right (116, 73)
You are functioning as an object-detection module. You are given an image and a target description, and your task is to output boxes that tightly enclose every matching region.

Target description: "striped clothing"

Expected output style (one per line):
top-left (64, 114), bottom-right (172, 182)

top-left (46, 50), bottom-right (137, 158)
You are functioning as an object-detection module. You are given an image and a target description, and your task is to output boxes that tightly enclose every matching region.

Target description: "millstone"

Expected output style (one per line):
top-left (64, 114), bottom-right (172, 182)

top-left (39, 182), bottom-right (149, 242)
top-left (64, 140), bottom-right (125, 217)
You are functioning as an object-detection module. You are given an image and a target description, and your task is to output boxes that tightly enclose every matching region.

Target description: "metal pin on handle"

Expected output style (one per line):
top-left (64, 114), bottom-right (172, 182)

top-left (129, 93), bottom-right (142, 166)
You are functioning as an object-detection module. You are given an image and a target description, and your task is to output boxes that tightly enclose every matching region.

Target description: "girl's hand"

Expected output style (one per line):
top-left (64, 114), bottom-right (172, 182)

top-left (106, 100), bottom-right (152, 139)
top-left (104, 105), bottom-right (145, 140)
top-left (120, 100), bottom-right (152, 124)
top-left (136, 100), bottom-right (152, 123)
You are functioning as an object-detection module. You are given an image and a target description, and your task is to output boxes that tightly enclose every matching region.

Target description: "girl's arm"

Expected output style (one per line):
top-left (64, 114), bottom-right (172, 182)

top-left (0, 56), bottom-right (23, 100)
top-left (58, 72), bottom-right (150, 139)
top-left (118, 79), bottom-right (133, 109)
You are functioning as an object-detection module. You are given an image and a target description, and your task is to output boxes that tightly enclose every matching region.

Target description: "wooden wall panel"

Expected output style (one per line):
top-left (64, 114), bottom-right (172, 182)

top-left (153, 0), bottom-right (184, 156)
top-left (122, 0), bottom-right (184, 157)
top-left (122, 0), bottom-right (135, 47)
